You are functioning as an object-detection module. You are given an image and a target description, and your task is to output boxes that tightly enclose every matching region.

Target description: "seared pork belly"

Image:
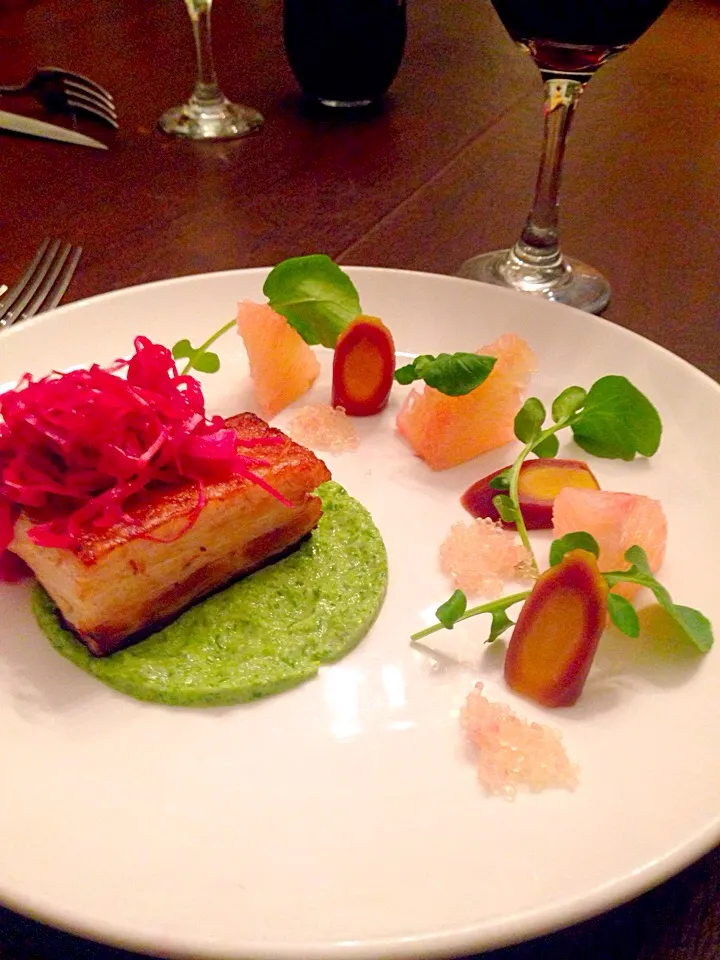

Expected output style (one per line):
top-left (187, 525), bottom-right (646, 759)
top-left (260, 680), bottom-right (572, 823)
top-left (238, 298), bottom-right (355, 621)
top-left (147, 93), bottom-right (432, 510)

top-left (10, 413), bottom-right (331, 655)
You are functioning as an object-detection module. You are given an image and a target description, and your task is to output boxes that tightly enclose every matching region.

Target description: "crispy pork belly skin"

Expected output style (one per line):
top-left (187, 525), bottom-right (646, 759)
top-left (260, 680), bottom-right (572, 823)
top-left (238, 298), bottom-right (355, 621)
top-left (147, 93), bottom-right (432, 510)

top-left (10, 413), bottom-right (331, 656)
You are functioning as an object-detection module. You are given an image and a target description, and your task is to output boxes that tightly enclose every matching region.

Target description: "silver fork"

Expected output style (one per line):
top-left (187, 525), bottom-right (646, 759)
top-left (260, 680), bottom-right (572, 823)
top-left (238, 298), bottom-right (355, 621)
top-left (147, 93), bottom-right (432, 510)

top-left (0, 66), bottom-right (118, 129)
top-left (0, 239), bottom-right (83, 331)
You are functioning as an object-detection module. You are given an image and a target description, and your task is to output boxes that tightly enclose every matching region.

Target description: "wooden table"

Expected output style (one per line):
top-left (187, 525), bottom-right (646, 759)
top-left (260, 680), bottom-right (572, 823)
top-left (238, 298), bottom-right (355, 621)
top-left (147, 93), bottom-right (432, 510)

top-left (0, 0), bottom-right (718, 958)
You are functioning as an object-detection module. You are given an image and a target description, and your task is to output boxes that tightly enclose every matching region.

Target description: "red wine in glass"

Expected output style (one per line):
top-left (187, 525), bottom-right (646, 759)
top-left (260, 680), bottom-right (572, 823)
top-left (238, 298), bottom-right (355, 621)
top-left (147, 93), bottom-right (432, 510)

top-left (458, 0), bottom-right (671, 313)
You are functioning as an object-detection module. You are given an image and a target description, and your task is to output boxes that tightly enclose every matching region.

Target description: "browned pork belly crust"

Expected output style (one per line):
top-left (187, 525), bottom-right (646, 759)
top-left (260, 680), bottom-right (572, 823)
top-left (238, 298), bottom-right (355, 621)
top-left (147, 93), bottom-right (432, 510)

top-left (10, 413), bottom-right (331, 656)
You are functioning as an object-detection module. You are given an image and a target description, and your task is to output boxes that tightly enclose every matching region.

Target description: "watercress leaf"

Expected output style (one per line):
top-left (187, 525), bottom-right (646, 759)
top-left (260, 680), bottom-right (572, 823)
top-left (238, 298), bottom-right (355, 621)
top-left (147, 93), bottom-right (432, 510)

top-left (531, 434), bottom-right (560, 458)
top-left (552, 385), bottom-right (586, 422)
top-left (393, 364), bottom-right (414, 385)
top-left (488, 607), bottom-right (515, 643)
top-left (193, 351), bottom-right (220, 374)
top-left (514, 397), bottom-right (546, 444)
top-left (426, 353), bottom-right (496, 395)
top-left (489, 469), bottom-right (511, 491)
top-left (607, 593), bottom-right (640, 637)
top-left (394, 356), bottom-right (430, 385)
top-left (393, 353), bottom-right (496, 395)
top-left (493, 493), bottom-right (519, 523)
top-left (571, 375), bottom-right (662, 460)
top-left (604, 549), bottom-right (714, 653)
top-left (263, 254), bottom-right (361, 348)
top-left (670, 605), bottom-right (714, 654)
top-left (624, 544), bottom-right (653, 575)
top-left (549, 531), bottom-right (600, 566)
top-left (172, 339), bottom-right (193, 360)
top-left (435, 589), bottom-right (467, 629)
top-left (412, 355), bottom-right (435, 379)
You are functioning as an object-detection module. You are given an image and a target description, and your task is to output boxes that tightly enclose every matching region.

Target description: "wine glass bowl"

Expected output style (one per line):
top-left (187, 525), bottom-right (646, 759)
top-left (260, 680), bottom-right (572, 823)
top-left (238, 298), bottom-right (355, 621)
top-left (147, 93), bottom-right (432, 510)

top-left (159, 0), bottom-right (263, 141)
top-left (459, 0), bottom-right (672, 313)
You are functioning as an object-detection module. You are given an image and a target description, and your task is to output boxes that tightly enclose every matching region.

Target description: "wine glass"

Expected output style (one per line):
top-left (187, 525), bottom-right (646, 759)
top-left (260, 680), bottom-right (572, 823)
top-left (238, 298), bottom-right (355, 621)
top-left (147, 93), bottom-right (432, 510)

top-left (458, 0), bottom-right (671, 313)
top-left (158, 0), bottom-right (263, 140)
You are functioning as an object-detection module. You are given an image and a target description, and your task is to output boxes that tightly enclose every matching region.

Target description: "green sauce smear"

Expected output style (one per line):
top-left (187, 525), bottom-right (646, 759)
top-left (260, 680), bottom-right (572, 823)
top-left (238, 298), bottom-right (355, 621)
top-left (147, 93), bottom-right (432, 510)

top-left (33, 482), bottom-right (387, 707)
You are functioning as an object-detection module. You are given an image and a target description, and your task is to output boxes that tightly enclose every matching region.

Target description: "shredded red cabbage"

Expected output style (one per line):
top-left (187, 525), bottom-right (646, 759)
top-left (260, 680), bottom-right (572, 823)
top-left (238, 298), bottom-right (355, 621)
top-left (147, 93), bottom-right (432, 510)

top-left (0, 336), bottom-right (290, 563)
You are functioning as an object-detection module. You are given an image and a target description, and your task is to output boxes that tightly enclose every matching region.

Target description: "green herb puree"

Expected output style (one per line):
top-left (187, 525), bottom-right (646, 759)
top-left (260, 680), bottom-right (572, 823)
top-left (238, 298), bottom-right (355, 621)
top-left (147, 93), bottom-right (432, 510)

top-left (33, 482), bottom-right (387, 707)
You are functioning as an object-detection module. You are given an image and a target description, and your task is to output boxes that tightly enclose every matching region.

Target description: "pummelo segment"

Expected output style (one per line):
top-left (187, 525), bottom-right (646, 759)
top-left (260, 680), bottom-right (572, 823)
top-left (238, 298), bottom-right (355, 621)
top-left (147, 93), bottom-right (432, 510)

top-left (237, 301), bottom-right (320, 420)
top-left (396, 333), bottom-right (536, 470)
top-left (552, 488), bottom-right (667, 599)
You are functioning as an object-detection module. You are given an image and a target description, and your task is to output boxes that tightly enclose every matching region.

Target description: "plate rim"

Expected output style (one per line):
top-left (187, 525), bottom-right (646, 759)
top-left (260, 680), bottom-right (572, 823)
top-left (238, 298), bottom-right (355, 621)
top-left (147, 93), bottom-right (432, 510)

top-left (9, 264), bottom-right (719, 395)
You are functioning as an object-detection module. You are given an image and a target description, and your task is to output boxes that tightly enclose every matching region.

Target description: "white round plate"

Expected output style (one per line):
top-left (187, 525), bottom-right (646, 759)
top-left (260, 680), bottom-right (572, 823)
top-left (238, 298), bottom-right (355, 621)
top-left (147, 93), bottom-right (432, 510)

top-left (0, 268), bottom-right (718, 960)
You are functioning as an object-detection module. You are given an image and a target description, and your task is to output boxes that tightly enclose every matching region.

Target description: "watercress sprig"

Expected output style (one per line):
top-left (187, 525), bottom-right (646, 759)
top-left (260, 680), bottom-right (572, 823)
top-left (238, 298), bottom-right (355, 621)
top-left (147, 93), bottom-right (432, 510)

top-left (413, 538), bottom-right (713, 653)
top-left (411, 589), bottom-right (531, 643)
top-left (171, 254), bottom-right (362, 375)
top-left (486, 376), bottom-right (662, 570)
top-left (409, 373), bottom-right (713, 654)
top-left (551, 534), bottom-right (713, 651)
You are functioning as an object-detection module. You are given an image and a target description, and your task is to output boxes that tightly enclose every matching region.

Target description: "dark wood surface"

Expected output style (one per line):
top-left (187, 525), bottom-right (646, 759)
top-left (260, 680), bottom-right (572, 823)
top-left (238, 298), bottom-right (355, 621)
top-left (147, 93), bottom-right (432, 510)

top-left (0, 0), bottom-right (718, 958)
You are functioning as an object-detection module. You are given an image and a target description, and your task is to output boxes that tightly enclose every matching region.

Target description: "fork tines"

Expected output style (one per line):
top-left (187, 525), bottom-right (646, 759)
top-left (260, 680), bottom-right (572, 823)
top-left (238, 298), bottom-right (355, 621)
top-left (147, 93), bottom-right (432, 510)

top-left (0, 66), bottom-right (118, 129)
top-left (0, 239), bottom-right (83, 330)
top-left (64, 76), bottom-right (118, 128)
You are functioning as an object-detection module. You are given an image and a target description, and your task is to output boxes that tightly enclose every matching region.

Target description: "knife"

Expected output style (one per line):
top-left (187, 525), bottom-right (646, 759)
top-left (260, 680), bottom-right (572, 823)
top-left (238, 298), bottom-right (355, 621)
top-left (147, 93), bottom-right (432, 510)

top-left (0, 109), bottom-right (108, 150)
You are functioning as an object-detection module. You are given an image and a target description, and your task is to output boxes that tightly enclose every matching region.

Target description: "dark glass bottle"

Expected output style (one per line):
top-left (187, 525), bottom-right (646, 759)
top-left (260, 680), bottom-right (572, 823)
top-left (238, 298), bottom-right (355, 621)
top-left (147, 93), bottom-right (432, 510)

top-left (283, 0), bottom-right (407, 108)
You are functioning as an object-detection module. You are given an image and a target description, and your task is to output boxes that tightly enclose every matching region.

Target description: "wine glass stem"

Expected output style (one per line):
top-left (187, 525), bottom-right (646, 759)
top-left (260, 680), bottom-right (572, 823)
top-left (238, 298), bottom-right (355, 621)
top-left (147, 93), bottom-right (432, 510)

top-left (187, 0), bottom-right (224, 107)
top-left (512, 77), bottom-right (585, 270)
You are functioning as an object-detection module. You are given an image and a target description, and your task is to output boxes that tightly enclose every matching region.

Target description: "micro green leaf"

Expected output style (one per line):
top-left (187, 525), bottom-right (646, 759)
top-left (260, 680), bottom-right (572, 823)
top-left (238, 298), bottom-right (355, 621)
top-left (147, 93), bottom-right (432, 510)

top-left (171, 317), bottom-right (236, 376)
top-left (552, 385), bottom-right (586, 422)
top-left (435, 589), bottom-right (467, 629)
top-left (171, 338), bottom-right (221, 375)
top-left (263, 254), bottom-right (361, 348)
top-left (571, 376), bottom-right (662, 460)
top-left (531, 433), bottom-right (560, 458)
top-left (393, 353), bottom-right (496, 396)
top-left (488, 607), bottom-right (515, 643)
top-left (172, 339), bottom-right (193, 360)
top-left (549, 532), bottom-right (600, 566)
top-left (607, 593), bottom-right (640, 637)
top-left (514, 397), bottom-right (546, 444)
top-left (193, 352), bottom-right (221, 374)
top-left (603, 546), bottom-right (713, 652)
top-left (493, 493), bottom-right (519, 524)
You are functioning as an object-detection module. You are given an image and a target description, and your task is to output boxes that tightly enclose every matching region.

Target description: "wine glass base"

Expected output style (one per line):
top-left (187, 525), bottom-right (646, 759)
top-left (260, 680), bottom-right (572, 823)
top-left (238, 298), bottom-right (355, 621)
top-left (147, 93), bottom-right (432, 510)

top-left (158, 99), bottom-right (263, 141)
top-left (458, 249), bottom-right (611, 315)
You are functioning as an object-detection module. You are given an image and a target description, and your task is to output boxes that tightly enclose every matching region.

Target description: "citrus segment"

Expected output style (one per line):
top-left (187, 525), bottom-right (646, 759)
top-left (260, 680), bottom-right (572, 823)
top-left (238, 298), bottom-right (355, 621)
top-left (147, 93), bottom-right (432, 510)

top-left (396, 333), bottom-right (536, 470)
top-left (237, 301), bottom-right (320, 420)
top-left (553, 488), bottom-right (667, 599)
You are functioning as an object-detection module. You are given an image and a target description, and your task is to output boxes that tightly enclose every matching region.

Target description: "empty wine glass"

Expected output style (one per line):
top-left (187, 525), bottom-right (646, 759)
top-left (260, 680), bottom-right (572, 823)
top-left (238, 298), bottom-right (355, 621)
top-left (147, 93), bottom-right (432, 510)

top-left (159, 0), bottom-right (263, 140)
top-left (459, 0), bottom-right (671, 313)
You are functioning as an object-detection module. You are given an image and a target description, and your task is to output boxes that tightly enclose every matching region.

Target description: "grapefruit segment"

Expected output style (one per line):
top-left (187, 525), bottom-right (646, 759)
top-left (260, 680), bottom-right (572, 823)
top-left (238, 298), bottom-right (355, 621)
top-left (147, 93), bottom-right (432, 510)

top-left (552, 488), bottom-right (667, 599)
top-left (237, 301), bottom-right (320, 420)
top-left (396, 333), bottom-right (536, 470)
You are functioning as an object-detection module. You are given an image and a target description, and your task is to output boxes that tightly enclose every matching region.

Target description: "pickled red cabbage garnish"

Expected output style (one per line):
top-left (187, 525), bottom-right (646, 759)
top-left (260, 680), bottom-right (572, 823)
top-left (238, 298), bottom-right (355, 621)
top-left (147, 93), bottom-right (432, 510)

top-left (0, 336), bottom-right (289, 554)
